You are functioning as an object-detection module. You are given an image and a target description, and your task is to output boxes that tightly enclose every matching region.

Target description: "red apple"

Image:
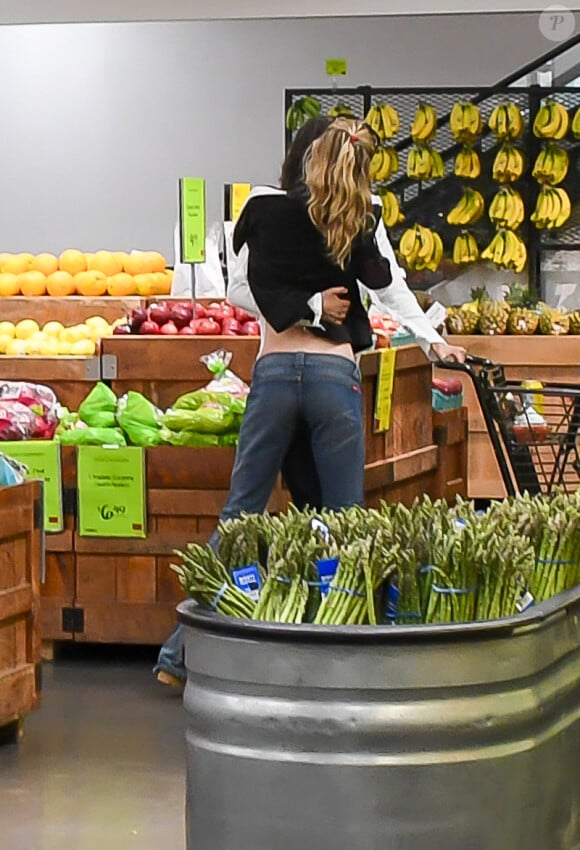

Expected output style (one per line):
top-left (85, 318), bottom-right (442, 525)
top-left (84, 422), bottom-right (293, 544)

top-left (193, 302), bottom-right (207, 319)
top-left (148, 302), bottom-right (173, 326)
top-left (221, 317), bottom-right (242, 335)
top-left (129, 307), bottom-right (148, 330)
top-left (171, 304), bottom-right (193, 329)
top-left (192, 317), bottom-right (221, 335)
top-left (179, 325), bottom-right (196, 335)
top-left (113, 323), bottom-right (132, 335)
top-left (139, 320), bottom-right (160, 335)
top-left (234, 306), bottom-right (256, 324)
top-left (240, 320), bottom-right (261, 336)
top-left (160, 321), bottom-right (179, 335)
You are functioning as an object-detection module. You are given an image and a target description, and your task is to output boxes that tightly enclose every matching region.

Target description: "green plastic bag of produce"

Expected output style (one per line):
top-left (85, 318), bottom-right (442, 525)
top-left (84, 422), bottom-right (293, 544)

top-left (173, 390), bottom-right (230, 411)
top-left (117, 391), bottom-right (162, 447)
top-left (159, 427), bottom-right (220, 448)
top-left (163, 404), bottom-right (236, 436)
top-left (218, 433), bottom-right (239, 448)
top-left (78, 382), bottom-right (117, 428)
top-left (57, 427), bottom-right (126, 447)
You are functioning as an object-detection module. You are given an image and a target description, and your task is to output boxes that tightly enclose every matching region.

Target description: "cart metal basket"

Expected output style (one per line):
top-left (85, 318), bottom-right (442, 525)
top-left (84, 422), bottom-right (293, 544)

top-left (438, 354), bottom-right (580, 497)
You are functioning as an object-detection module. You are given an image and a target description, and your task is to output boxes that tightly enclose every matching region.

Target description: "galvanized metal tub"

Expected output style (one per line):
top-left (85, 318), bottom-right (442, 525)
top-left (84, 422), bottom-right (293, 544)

top-left (178, 586), bottom-right (580, 850)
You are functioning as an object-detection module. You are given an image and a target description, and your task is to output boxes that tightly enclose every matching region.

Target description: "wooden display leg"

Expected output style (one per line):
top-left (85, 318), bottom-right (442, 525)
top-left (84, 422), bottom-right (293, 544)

top-left (0, 719), bottom-right (24, 746)
top-left (41, 640), bottom-right (56, 662)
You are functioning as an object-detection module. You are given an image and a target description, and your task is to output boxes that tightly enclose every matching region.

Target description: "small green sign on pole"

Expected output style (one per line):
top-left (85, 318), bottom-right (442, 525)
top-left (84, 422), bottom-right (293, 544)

top-left (180, 178), bottom-right (206, 265)
top-left (78, 446), bottom-right (146, 538)
top-left (1, 441), bottom-right (63, 532)
top-left (326, 59), bottom-right (348, 77)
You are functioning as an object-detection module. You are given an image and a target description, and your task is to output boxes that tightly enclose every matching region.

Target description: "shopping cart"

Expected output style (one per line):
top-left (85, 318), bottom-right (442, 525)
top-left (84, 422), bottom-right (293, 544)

top-left (437, 354), bottom-right (580, 497)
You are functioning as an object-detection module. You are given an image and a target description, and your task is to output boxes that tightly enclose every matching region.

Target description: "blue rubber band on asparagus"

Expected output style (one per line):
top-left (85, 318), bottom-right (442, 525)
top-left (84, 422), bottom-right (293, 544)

top-left (210, 581), bottom-right (229, 610)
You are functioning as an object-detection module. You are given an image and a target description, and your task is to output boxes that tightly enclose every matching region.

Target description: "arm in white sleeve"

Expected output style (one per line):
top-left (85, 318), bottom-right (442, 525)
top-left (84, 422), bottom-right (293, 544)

top-left (368, 214), bottom-right (445, 359)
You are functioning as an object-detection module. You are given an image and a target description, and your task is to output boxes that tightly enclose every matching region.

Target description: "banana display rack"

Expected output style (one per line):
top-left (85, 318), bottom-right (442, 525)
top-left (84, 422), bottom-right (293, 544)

top-left (439, 355), bottom-right (580, 497)
top-left (284, 84), bottom-right (580, 295)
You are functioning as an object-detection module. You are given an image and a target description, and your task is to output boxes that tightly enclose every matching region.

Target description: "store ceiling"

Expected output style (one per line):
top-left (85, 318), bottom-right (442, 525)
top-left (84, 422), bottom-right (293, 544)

top-left (0, 0), bottom-right (570, 25)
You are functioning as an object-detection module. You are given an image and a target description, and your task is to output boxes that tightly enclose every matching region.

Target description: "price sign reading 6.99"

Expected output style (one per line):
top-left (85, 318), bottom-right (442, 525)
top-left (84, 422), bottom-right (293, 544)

top-left (78, 446), bottom-right (146, 538)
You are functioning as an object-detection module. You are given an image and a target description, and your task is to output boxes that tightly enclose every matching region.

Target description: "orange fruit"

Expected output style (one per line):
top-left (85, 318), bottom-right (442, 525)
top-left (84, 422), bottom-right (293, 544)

top-left (133, 273), bottom-right (156, 297)
top-left (88, 250), bottom-right (124, 276)
top-left (74, 270), bottom-right (107, 297)
top-left (123, 253), bottom-right (147, 276)
top-left (59, 249), bottom-right (87, 276)
top-left (107, 272), bottom-right (137, 297)
top-left (19, 271), bottom-right (47, 297)
top-left (46, 270), bottom-right (76, 297)
top-left (144, 251), bottom-right (167, 273)
top-left (0, 253), bottom-right (13, 271)
top-left (3, 253), bottom-right (34, 275)
top-left (151, 272), bottom-right (171, 295)
top-left (32, 253), bottom-right (59, 276)
top-left (114, 251), bottom-right (129, 268)
top-left (0, 273), bottom-right (20, 297)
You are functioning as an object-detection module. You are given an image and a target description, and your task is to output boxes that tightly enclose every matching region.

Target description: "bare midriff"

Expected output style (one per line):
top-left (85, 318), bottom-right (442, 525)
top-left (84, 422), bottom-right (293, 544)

top-left (259, 321), bottom-right (354, 362)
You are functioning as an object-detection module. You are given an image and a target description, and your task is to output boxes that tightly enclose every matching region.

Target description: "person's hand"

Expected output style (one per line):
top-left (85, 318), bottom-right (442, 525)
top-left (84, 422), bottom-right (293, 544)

top-left (322, 287), bottom-right (350, 325)
top-left (431, 342), bottom-right (467, 363)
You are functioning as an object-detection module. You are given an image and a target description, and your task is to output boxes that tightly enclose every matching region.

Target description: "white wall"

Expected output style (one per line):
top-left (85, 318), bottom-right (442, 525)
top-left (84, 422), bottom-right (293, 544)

top-left (0, 14), bottom-right (560, 257)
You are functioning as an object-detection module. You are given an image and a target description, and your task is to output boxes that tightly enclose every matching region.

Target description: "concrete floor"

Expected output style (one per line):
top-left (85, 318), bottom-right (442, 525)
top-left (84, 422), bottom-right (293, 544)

top-left (0, 646), bottom-right (186, 850)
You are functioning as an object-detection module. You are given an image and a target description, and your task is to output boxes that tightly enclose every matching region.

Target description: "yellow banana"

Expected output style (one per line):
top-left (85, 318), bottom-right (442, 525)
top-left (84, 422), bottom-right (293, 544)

top-left (380, 103), bottom-right (400, 138)
top-left (411, 103), bottom-right (437, 142)
top-left (365, 106), bottom-right (384, 138)
top-left (572, 106), bottom-right (580, 140)
top-left (534, 100), bottom-right (570, 140)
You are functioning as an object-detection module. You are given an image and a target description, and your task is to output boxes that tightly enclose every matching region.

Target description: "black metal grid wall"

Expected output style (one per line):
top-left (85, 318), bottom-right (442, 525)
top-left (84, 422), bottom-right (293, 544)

top-left (284, 85), bottom-right (580, 295)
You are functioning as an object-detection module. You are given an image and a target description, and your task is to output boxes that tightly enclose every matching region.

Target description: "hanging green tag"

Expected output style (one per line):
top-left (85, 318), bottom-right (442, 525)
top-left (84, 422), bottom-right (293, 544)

top-left (77, 446), bottom-right (146, 538)
top-left (180, 177), bottom-right (206, 264)
top-left (1, 441), bottom-right (63, 532)
top-left (326, 59), bottom-right (348, 76)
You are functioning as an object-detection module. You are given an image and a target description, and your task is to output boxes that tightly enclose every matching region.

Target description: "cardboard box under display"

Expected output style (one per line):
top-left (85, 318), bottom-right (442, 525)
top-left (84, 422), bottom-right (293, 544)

top-left (0, 480), bottom-right (43, 739)
top-left (435, 336), bottom-right (580, 499)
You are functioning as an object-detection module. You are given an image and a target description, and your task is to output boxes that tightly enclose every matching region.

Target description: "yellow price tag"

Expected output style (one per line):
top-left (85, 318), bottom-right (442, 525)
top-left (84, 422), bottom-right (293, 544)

top-left (374, 348), bottom-right (397, 432)
top-left (231, 183), bottom-right (252, 221)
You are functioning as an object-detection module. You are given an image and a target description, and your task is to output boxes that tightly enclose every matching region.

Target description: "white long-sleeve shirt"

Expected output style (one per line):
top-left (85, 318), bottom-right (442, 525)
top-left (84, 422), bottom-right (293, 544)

top-left (225, 188), bottom-right (445, 359)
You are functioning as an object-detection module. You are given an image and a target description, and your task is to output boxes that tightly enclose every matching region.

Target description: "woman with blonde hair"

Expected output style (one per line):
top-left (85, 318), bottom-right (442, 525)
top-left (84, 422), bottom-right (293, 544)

top-left (217, 117), bottom-right (394, 516)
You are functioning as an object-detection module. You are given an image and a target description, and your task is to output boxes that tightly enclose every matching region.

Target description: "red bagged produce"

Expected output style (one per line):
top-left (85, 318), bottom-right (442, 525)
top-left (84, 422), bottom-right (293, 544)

top-left (0, 401), bottom-right (42, 441)
top-left (0, 381), bottom-right (59, 438)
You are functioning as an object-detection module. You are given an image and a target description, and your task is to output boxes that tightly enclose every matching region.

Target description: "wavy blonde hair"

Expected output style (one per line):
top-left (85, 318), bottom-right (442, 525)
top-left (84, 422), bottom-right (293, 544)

top-left (303, 118), bottom-right (377, 269)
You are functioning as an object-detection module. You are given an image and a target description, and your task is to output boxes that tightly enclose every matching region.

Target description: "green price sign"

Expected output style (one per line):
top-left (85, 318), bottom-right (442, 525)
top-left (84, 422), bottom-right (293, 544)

top-left (326, 58), bottom-right (348, 76)
top-left (180, 177), bottom-right (206, 264)
top-left (78, 446), bottom-right (146, 538)
top-left (1, 441), bottom-right (63, 532)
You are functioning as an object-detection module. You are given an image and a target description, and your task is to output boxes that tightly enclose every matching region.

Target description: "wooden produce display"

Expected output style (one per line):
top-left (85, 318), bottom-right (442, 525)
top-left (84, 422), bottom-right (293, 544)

top-left (100, 335), bottom-right (261, 408)
top-left (0, 356), bottom-right (100, 412)
top-left (0, 480), bottom-right (43, 740)
top-left (0, 296), bottom-right (142, 326)
top-left (435, 336), bottom-right (580, 499)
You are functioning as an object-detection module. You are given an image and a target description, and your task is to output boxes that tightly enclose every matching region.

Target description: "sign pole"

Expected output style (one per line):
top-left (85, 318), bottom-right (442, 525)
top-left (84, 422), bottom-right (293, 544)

top-left (179, 177), bottom-right (206, 309)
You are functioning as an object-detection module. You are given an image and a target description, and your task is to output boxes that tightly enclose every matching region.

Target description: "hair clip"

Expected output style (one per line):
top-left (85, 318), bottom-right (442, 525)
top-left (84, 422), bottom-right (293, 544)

top-left (350, 134), bottom-right (359, 143)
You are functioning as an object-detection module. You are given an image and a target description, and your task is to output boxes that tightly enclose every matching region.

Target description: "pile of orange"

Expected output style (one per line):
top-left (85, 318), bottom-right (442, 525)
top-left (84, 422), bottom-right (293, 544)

top-left (0, 250), bottom-right (172, 297)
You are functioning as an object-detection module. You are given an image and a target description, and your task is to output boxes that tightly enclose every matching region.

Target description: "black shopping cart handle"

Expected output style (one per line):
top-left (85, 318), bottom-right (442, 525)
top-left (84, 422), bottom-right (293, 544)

top-left (435, 353), bottom-right (494, 373)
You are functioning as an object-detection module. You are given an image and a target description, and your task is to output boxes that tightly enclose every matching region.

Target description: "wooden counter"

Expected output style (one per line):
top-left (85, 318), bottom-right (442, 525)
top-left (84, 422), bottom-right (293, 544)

top-left (0, 480), bottom-right (43, 740)
top-left (435, 336), bottom-right (580, 499)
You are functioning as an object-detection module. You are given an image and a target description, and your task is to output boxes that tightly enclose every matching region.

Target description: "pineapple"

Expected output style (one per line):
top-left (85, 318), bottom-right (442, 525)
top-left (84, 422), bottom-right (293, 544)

top-left (538, 308), bottom-right (570, 336)
top-left (445, 306), bottom-right (479, 334)
top-left (568, 310), bottom-right (580, 334)
top-left (506, 282), bottom-right (540, 335)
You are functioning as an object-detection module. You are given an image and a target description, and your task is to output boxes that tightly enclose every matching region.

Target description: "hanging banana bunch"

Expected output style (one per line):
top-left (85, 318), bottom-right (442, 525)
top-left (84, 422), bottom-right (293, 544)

top-left (447, 188), bottom-right (485, 226)
top-left (328, 102), bottom-right (356, 119)
top-left (572, 106), bottom-right (580, 140)
top-left (488, 102), bottom-right (525, 141)
top-left (530, 187), bottom-right (572, 229)
top-left (399, 225), bottom-right (444, 272)
top-left (285, 96), bottom-right (322, 131)
top-left (379, 191), bottom-right (405, 228)
top-left (492, 143), bottom-right (525, 183)
top-left (533, 99), bottom-right (570, 140)
top-left (452, 232), bottom-right (480, 266)
top-left (449, 101), bottom-right (482, 145)
top-left (410, 102), bottom-right (438, 143)
top-left (370, 147), bottom-right (400, 182)
top-left (481, 230), bottom-right (527, 273)
top-left (365, 103), bottom-right (400, 140)
top-left (407, 145), bottom-right (445, 180)
top-left (532, 143), bottom-right (569, 186)
top-left (488, 187), bottom-right (525, 230)
top-left (454, 146), bottom-right (481, 179)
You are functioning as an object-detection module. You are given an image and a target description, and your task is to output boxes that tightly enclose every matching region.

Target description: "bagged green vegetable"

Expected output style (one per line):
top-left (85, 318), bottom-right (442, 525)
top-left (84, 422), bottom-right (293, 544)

top-left (173, 390), bottom-right (230, 411)
top-left (163, 404), bottom-right (235, 436)
top-left (117, 391), bottom-right (162, 447)
top-left (160, 427), bottom-right (220, 448)
top-left (57, 427), bottom-right (126, 447)
top-left (78, 382), bottom-right (117, 428)
top-left (55, 409), bottom-right (82, 435)
top-left (218, 433), bottom-right (240, 448)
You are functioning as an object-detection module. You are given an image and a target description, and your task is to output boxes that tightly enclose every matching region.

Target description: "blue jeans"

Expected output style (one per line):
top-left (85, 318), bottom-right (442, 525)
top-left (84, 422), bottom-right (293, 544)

top-left (155, 352), bottom-right (364, 679)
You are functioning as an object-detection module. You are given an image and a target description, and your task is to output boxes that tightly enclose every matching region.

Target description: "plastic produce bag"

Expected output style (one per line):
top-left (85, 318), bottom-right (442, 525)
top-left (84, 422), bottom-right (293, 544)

top-left (0, 452), bottom-right (26, 486)
top-left (172, 221), bottom-right (226, 299)
top-left (117, 391), bottom-right (163, 446)
top-left (78, 382), bottom-right (118, 428)
top-left (163, 404), bottom-right (236, 436)
top-left (201, 350), bottom-right (250, 399)
top-left (0, 401), bottom-right (42, 441)
top-left (0, 381), bottom-right (59, 438)
top-left (160, 427), bottom-right (221, 448)
top-left (57, 427), bottom-right (126, 447)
